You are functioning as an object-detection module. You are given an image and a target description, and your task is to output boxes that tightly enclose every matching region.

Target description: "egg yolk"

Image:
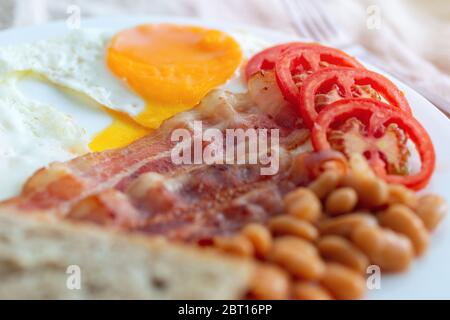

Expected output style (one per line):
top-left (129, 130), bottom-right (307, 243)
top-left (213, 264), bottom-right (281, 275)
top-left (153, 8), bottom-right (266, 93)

top-left (90, 24), bottom-right (242, 152)
top-left (89, 108), bottom-right (150, 151)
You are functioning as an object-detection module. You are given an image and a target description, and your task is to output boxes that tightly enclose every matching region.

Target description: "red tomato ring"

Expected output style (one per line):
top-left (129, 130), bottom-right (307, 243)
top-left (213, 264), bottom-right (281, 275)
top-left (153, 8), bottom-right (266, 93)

top-left (245, 42), bottom-right (312, 81)
top-left (275, 45), bottom-right (364, 106)
top-left (300, 67), bottom-right (412, 128)
top-left (311, 99), bottom-right (435, 190)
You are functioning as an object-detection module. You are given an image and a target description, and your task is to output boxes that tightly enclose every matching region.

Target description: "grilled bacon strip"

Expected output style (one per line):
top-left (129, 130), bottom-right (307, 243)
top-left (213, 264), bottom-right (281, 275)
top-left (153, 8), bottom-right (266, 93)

top-left (0, 72), bottom-right (310, 242)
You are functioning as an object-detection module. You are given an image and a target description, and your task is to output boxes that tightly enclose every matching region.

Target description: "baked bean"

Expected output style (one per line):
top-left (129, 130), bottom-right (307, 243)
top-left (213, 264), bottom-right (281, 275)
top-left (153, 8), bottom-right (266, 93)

top-left (351, 225), bottom-right (414, 272)
top-left (416, 195), bottom-right (448, 231)
top-left (213, 235), bottom-right (254, 257)
top-left (340, 155), bottom-right (388, 208)
top-left (292, 282), bottom-right (332, 300)
top-left (318, 213), bottom-right (378, 238)
top-left (284, 188), bottom-right (322, 223)
top-left (241, 224), bottom-right (272, 258)
top-left (249, 264), bottom-right (290, 300)
top-left (325, 188), bottom-right (358, 216)
top-left (309, 171), bottom-right (342, 199)
top-left (341, 175), bottom-right (389, 208)
top-left (321, 159), bottom-right (348, 175)
top-left (378, 205), bottom-right (429, 256)
top-left (269, 216), bottom-right (318, 241)
top-left (320, 263), bottom-right (366, 300)
top-left (268, 236), bottom-right (325, 280)
top-left (387, 184), bottom-right (418, 208)
top-left (317, 236), bottom-right (369, 274)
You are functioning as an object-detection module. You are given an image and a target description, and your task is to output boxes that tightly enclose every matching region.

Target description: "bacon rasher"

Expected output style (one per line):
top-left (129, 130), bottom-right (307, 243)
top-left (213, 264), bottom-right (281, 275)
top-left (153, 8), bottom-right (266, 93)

top-left (0, 72), bottom-right (311, 242)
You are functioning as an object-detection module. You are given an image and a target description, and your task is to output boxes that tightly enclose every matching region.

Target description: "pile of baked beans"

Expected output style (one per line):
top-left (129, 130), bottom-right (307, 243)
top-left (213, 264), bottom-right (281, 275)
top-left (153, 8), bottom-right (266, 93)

top-left (212, 154), bottom-right (447, 300)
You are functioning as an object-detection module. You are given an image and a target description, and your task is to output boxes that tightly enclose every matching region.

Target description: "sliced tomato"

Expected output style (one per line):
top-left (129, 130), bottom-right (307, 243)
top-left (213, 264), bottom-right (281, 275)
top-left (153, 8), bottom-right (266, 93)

top-left (245, 42), bottom-right (310, 81)
top-left (300, 68), bottom-right (412, 128)
top-left (311, 99), bottom-right (435, 190)
top-left (275, 45), bottom-right (364, 106)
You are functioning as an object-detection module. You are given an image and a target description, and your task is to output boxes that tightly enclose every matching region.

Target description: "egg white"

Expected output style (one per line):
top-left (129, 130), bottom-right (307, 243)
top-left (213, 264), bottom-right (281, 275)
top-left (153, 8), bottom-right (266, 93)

top-left (0, 79), bottom-right (88, 200)
top-left (0, 30), bottom-right (146, 116)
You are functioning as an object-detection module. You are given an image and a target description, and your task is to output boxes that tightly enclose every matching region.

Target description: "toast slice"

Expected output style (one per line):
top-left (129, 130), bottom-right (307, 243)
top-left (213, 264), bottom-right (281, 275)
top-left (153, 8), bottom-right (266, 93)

top-left (0, 210), bottom-right (252, 299)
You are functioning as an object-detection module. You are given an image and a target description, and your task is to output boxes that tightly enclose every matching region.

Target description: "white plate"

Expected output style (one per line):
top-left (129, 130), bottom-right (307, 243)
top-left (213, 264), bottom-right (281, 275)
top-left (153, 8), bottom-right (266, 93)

top-left (0, 15), bottom-right (449, 300)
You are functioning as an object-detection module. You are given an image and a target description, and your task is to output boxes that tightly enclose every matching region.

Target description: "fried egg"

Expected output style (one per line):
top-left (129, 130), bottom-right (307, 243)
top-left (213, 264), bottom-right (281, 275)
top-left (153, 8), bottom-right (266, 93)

top-left (0, 26), bottom-right (268, 153)
top-left (0, 24), bottom-right (270, 199)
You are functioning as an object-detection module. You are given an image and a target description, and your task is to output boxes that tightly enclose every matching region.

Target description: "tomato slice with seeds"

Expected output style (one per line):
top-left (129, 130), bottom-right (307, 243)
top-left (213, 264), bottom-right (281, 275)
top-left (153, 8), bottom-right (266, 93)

top-left (245, 42), bottom-right (310, 81)
top-left (300, 68), bottom-right (412, 128)
top-left (311, 99), bottom-right (435, 190)
top-left (275, 45), bottom-right (364, 106)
